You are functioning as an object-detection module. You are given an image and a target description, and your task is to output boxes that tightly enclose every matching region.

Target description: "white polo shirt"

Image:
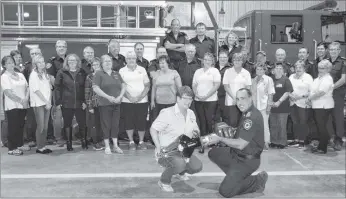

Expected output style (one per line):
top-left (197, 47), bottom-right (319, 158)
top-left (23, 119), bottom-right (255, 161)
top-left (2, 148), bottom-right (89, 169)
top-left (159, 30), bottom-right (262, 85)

top-left (289, 72), bottom-right (313, 108)
top-left (1, 71), bottom-right (28, 111)
top-left (119, 65), bottom-right (150, 103)
top-left (223, 67), bottom-right (252, 106)
top-left (151, 104), bottom-right (199, 147)
top-left (29, 70), bottom-right (52, 107)
top-left (192, 67), bottom-right (221, 102)
top-left (252, 75), bottom-right (275, 111)
top-left (310, 74), bottom-right (334, 109)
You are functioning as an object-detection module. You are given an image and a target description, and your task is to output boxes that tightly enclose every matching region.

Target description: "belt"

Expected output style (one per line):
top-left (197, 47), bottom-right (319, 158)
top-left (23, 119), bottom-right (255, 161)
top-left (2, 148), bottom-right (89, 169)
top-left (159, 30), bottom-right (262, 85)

top-left (234, 151), bottom-right (261, 160)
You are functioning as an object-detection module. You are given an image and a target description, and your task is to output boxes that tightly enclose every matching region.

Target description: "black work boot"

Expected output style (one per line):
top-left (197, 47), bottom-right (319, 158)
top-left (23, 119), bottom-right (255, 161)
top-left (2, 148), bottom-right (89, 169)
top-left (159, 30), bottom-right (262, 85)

top-left (65, 127), bottom-right (73, 151)
top-left (80, 128), bottom-right (88, 150)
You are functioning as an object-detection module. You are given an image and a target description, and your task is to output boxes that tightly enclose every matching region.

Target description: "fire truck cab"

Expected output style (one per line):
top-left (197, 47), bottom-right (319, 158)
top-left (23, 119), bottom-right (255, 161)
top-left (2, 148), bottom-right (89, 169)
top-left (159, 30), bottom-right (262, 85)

top-left (233, 9), bottom-right (346, 63)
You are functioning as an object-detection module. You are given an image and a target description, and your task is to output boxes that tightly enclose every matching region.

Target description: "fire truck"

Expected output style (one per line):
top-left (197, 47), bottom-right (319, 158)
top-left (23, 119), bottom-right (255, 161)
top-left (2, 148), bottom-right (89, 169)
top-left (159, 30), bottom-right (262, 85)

top-left (233, 7), bottom-right (346, 63)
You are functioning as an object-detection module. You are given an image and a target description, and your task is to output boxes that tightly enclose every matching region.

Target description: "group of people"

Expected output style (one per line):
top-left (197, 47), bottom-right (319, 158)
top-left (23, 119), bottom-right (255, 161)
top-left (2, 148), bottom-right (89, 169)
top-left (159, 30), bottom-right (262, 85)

top-left (0, 18), bottom-right (345, 197)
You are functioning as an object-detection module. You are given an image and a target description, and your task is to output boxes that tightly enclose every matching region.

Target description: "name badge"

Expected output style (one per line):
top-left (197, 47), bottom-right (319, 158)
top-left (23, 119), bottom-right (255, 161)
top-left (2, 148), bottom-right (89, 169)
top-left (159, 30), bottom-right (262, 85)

top-left (276, 84), bottom-right (283, 88)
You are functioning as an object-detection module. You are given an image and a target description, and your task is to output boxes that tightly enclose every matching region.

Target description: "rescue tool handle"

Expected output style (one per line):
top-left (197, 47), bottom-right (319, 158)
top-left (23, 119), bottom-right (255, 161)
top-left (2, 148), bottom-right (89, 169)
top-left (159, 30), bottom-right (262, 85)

top-left (258, 39), bottom-right (262, 51)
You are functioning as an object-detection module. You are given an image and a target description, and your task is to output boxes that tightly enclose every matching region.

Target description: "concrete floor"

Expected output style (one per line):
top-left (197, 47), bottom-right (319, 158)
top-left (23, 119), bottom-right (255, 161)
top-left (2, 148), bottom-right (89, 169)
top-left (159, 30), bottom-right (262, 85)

top-left (1, 143), bottom-right (345, 198)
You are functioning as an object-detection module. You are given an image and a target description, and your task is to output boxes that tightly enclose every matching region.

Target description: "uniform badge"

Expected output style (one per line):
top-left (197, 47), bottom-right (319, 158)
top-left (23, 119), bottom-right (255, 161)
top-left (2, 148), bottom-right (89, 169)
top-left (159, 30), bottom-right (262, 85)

top-left (243, 119), bottom-right (252, 130)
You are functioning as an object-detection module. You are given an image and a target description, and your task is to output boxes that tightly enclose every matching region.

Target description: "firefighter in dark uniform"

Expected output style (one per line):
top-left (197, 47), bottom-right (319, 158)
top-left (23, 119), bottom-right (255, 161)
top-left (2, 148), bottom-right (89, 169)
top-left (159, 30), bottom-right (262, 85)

top-left (163, 19), bottom-right (189, 70)
top-left (297, 47), bottom-right (314, 77)
top-left (134, 42), bottom-right (150, 72)
top-left (312, 42), bottom-right (330, 79)
top-left (274, 48), bottom-right (294, 77)
top-left (81, 46), bottom-right (95, 75)
top-left (328, 42), bottom-right (346, 151)
top-left (46, 40), bottom-right (67, 145)
top-left (108, 39), bottom-right (126, 72)
top-left (242, 52), bottom-right (256, 79)
top-left (189, 22), bottom-right (215, 60)
top-left (206, 88), bottom-right (268, 198)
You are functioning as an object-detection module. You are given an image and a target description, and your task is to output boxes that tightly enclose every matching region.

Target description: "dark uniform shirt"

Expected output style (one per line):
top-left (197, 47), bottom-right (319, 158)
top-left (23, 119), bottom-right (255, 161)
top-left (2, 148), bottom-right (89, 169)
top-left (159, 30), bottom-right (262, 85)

top-left (136, 57), bottom-right (150, 72)
top-left (189, 36), bottom-right (215, 60)
top-left (81, 59), bottom-right (92, 75)
top-left (162, 31), bottom-right (189, 61)
top-left (329, 56), bottom-right (346, 92)
top-left (233, 105), bottom-right (264, 156)
top-left (23, 61), bottom-right (33, 81)
top-left (219, 44), bottom-right (243, 64)
top-left (47, 55), bottom-right (65, 78)
top-left (215, 62), bottom-right (232, 98)
top-left (108, 53), bottom-right (126, 72)
top-left (177, 57), bottom-right (201, 88)
top-left (303, 60), bottom-right (315, 79)
top-left (243, 60), bottom-right (256, 79)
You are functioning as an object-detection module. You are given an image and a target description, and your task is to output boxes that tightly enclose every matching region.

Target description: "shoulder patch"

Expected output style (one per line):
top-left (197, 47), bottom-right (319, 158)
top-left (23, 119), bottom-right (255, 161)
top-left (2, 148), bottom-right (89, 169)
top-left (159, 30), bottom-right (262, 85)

top-left (308, 61), bottom-right (314, 64)
top-left (243, 119), bottom-right (253, 130)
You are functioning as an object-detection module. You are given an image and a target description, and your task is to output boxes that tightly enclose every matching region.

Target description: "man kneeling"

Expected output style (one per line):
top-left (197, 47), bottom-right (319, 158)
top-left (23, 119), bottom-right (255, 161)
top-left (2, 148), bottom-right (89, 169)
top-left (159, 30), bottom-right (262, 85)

top-left (150, 86), bottom-right (203, 192)
top-left (205, 88), bottom-right (268, 198)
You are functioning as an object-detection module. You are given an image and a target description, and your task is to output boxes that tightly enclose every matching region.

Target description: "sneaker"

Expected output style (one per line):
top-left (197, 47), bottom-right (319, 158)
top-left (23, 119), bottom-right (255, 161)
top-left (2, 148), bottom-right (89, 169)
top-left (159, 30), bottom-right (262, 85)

top-left (138, 142), bottom-right (147, 150)
top-left (105, 147), bottom-right (112, 155)
top-left (333, 142), bottom-right (342, 151)
top-left (112, 146), bottom-right (124, 154)
top-left (93, 143), bottom-right (104, 151)
top-left (255, 171), bottom-right (268, 193)
top-left (8, 149), bottom-right (23, 156)
top-left (158, 180), bottom-right (174, 192)
top-left (129, 142), bottom-right (136, 150)
top-left (46, 138), bottom-right (55, 145)
top-left (174, 174), bottom-right (189, 181)
top-left (18, 145), bottom-right (31, 151)
top-left (288, 141), bottom-right (299, 147)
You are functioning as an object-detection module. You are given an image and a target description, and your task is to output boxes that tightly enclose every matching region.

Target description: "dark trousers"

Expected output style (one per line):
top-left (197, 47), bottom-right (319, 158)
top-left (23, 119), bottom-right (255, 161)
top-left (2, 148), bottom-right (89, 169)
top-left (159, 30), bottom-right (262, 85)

top-left (215, 96), bottom-right (229, 124)
top-left (86, 107), bottom-right (102, 143)
top-left (290, 105), bottom-right (309, 141)
top-left (1, 114), bottom-right (8, 145)
top-left (6, 109), bottom-right (27, 151)
top-left (227, 105), bottom-right (242, 128)
top-left (99, 105), bottom-right (120, 139)
top-left (269, 113), bottom-right (289, 145)
top-left (152, 103), bottom-right (175, 122)
top-left (61, 108), bottom-right (86, 128)
top-left (208, 147), bottom-right (261, 198)
top-left (332, 90), bottom-right (345, 144)
top-left (313, 108), bottom-right (332, 151)
top-left (195, 101), bottom-right (217, 136)
top-left (25, 107), bottom-right (37, 142)
top-left (159, 155), bottom-right (202, 184)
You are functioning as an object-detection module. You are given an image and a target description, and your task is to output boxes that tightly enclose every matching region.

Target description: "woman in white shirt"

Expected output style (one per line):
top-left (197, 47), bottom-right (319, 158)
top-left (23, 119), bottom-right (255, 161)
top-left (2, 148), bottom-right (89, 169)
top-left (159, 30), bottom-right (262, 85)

top-left (223, 53), bottom-right (252, 128)
top-left (288, 61), bottom-right (313, 148)
top-left (252, 63), bottom-right (275, 150)
top-left (1, 55), bottom-right (29, 156)
top-left (307, 59), bottom-right (334, 154)
top-left (29, 55), bottom-right (53, 154)
top-left (192, 52), bottom-right (221, 153)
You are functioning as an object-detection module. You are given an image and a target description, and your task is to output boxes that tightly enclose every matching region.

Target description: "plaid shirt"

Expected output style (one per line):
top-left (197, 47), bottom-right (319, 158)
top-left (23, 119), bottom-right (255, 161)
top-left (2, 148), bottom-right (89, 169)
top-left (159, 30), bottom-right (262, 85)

top-left (85, 73), bottom-right (99, 110)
